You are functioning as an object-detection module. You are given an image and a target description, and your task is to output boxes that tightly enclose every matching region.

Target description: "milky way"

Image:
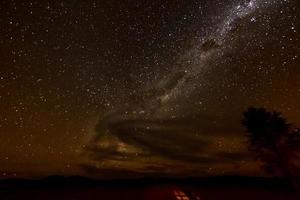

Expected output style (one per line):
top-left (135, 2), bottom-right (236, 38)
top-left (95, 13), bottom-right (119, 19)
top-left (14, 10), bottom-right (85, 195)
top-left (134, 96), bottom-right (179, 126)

top-left (0, 0), bottom-right (299, 178)
top-left (83, 0), bottom-right (299, 178)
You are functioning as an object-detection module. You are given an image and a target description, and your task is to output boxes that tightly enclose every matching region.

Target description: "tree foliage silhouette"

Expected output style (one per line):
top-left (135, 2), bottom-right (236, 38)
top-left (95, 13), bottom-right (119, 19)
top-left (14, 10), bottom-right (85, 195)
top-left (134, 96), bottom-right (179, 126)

top-left (242, 107), bottom-right (300, 189)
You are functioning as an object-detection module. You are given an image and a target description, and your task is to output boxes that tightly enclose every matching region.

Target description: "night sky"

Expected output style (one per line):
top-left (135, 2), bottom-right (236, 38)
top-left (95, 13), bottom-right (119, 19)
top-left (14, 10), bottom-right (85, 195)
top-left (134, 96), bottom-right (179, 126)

top-left (0, 0), bottom-right (299, 178)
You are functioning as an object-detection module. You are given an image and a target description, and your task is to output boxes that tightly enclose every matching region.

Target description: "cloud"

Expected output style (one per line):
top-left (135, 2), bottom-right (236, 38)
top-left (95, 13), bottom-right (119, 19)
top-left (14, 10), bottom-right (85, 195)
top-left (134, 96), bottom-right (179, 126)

top-left (88, 113), bottom-right (214, 160)
top-left (82, 108), bottom-right (251, 174)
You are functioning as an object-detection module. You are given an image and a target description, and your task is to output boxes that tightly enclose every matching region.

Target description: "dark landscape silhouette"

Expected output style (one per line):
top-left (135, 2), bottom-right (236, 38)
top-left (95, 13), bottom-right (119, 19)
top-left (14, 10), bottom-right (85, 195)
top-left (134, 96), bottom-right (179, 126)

top-left (0, 175), bottom-right (299, 200)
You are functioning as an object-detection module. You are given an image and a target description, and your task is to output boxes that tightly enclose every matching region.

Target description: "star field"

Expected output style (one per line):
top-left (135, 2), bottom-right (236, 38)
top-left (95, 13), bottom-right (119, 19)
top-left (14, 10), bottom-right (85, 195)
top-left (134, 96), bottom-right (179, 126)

top-left (0, 0), bottom-right (299, 178)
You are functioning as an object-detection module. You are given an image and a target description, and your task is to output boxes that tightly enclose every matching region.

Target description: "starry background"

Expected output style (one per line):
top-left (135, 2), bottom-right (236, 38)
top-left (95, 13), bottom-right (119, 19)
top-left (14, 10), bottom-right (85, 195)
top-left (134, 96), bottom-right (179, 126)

top-left (0, 0), bottom-right (299, 178)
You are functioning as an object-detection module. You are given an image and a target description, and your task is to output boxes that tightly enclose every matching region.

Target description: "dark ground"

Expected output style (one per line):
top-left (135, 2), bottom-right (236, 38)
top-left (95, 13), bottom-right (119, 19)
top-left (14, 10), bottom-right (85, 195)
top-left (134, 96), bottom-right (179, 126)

top-left (0, 176), bottom-right (299, 200)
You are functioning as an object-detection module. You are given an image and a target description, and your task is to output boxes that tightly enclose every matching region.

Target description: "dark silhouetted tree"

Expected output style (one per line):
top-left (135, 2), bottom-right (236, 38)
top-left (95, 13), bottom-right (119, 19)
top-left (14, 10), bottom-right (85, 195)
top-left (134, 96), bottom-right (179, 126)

top-left (242, 107), bottom-right (300, 190)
